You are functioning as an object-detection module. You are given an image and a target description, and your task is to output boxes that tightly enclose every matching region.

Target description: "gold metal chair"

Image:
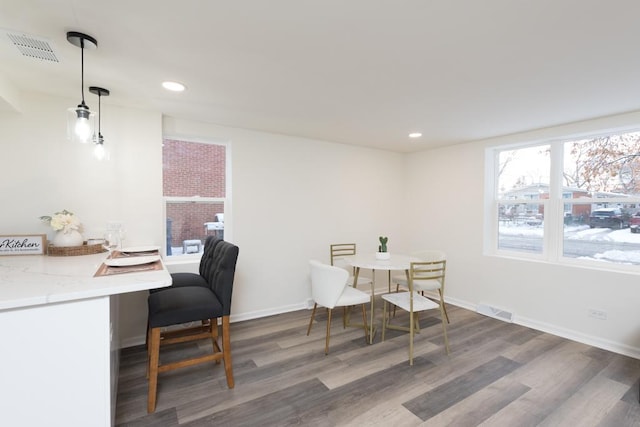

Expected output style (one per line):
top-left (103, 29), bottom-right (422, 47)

top-left (382, 260), bottom-right (450, 365)
top-left (392, 250), bottom-right (449, 323)
top-left (330, 243), bottom-right (373, 289)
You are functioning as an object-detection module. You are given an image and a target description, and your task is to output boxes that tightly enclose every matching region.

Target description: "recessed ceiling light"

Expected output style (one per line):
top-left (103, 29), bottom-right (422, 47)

top-left (408, 132), bottom-right (422, 138)
top-left (162, 81), bottom-right (186, 92)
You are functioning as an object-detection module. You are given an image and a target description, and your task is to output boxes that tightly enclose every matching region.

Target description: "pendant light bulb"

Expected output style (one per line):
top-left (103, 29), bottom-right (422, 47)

top-left (94, 135), bottom-right (106, 161)
top-left (74, 103), bottom-right (92, 143)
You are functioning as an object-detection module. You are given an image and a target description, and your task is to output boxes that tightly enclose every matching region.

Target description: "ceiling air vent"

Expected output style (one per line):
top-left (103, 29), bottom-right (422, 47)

top-left (5, 30), bottom-right (59, 62)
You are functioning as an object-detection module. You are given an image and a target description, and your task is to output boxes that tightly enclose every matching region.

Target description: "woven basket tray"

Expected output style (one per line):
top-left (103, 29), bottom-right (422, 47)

top-left (48, 242), bottom-right (106, 256)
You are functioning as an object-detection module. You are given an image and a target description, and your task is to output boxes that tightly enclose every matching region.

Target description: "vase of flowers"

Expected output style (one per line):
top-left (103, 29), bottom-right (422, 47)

top-left (40, 209), bottom-right (84, 247)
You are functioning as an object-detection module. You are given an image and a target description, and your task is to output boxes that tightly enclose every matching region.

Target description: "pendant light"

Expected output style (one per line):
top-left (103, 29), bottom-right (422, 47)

top-left (66, 31), bottom-right (97, 144)
top-left (89, 86), bottom-right (109, 161)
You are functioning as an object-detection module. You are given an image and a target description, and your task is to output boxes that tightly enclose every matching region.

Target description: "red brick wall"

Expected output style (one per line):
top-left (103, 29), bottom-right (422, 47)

top-left (163, 139), bottom-right (226, 247)
top-left (166, 202), bottom-right (224, 247)
top-left (163, 139), bottom-right (225, 197)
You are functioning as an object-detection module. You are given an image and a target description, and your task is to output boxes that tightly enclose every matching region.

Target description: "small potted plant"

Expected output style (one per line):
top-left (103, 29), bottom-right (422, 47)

top-left (376, 236), bottom-right (390, 260)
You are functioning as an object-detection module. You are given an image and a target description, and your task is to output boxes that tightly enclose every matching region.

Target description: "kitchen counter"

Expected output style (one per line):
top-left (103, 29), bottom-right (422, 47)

top-left (0, 252), bottom-right (170, 311)
top-left (0, 253), bottom-right (171, 427)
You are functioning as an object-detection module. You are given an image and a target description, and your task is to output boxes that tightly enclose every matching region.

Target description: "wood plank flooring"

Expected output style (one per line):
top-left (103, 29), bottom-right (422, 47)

top-left (115, 300), bottom-right (640, 426)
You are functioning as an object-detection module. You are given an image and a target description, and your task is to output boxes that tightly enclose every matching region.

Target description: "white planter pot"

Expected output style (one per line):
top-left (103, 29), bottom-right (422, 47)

top-left (376, 252), bottom-right (390, 260)
top-left (53, 230), bottom-right (83, 247)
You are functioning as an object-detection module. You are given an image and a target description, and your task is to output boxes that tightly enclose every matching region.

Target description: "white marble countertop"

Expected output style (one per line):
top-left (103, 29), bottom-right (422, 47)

top-left (0, 253), bottom-right (172, 311)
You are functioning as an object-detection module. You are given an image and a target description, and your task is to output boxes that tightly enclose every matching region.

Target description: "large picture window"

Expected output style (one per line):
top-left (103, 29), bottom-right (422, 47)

top-left (163, 138), bottom-right (228, 258)
top-left (488, 130), bottom-right (640, 269)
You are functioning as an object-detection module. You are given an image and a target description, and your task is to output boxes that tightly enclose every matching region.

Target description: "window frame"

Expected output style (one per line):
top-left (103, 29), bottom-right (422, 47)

top-left (162, 136), bottom-right (231, 263)
top-left (485, 132), bottom-right (640, 274)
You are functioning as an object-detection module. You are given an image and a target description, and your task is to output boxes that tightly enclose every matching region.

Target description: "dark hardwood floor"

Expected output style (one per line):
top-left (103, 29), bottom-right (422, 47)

top-left (116, 300), bottom-right (640, 426)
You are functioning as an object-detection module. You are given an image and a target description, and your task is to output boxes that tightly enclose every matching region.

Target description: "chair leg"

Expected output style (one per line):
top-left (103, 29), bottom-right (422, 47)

top-left (440, 302), bottom-right (450, 355)
top-left (306, 303), bottom-right (317, 336)
top-left (392, 282), bottom-right (401, 317)
top-left (147, 327), bottom-right (161, 413)
top-left (343, 306), bottom-right (347, 328)
top-left (352, 267), bottom-right (360, 289)
top-left (439, 289), bottom-right (450, 323)
top-left (325, 308), bottom-right (333, 355)
top-left (409, 308), bottom-right (414, 366)
top-left (381, 301), bottom-right (387, 341)
top-left (221, 316), bottom-right (234, 388)
top-left (360, 303), bottom-right (369, 342)
top-left (210, 318), bottom-right (222, 365)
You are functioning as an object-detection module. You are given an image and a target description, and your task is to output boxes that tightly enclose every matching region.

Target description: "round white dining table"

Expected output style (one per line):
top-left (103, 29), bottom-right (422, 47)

top-left (344, 253), bottom-right (420, 343)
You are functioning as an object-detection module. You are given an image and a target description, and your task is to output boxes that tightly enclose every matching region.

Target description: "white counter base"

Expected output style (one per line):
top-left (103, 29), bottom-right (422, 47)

top-left (1, 297), bottom-right (111, 426)
top-left (0, 253), bottom-right (171, 426)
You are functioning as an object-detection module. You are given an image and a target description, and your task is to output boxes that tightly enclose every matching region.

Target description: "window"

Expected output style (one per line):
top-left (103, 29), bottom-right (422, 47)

top-left (488, 130), bottom-right (640, 269)
top-left (163, 138), bottom-right (228, 258)
top-left (496, 145), bottom-right (550, 255)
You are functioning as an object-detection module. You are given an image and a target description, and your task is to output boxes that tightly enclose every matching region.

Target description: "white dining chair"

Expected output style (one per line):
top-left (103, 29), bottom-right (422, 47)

top-left (391, 250), bottom-right (449, 323)
top-left (307, 260), bottom-right (369, 354)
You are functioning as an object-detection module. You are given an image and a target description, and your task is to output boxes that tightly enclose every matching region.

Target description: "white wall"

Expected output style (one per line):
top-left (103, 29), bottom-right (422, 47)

top-left (163, 116), bottom-right (407, 321)
top-left (405, 111), bottom-right (640, 358)
top-left (0, 92), bottom-right (163, 241)
top-left (0, 93), bottom-right (407, 346)
top-left (5, 91), bottom-right (640, 357)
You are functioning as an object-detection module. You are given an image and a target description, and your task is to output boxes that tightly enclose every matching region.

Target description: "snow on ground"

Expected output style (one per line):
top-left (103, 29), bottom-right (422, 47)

top-left (499, 223), bottom-right (640, 264)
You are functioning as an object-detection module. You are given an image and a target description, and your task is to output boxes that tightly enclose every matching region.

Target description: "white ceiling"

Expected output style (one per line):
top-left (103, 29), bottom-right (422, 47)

top-left (2, 0), bottom-right (640, 152)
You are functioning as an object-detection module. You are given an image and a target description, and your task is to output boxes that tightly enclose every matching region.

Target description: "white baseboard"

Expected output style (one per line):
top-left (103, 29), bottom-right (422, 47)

top-left (444, 296), bottom-right (640, 360)
top-left (229, 302), bottom-right (309, 323)
top-left (514, 315), bottom-right (640, 360)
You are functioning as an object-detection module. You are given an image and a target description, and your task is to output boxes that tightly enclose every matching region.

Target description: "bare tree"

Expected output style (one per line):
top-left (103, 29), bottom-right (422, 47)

top-left (498, 150), bottom-right (516, 178)
top-left (567, 133), bottom-right (640, 194)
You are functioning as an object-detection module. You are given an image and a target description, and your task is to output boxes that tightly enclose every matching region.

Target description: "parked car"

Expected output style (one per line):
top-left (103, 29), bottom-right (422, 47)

top-left (525, 216), bottom-right (542, 226)
top-left (629, 212), bottom-right (640, 233)
top-left (588, 208), bottom-right (629, 229)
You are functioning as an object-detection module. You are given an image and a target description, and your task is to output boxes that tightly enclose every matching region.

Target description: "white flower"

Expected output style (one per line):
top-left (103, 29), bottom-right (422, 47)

top-left (40, 210), bottom-right (82, 234)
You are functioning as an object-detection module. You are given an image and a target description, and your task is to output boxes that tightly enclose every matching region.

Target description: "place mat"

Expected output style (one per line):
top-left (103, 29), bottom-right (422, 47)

top-left (94, 260), bottom-right (163, 277)
top-left (111, 249), bottom-right (160, 258)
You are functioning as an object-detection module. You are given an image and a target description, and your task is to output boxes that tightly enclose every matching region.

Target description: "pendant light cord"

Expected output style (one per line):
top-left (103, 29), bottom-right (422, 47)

top-left (98, 92), bottom-right (101, 134)
top-left (80, 40), bottom-right (86, 106)
top-left (81, 47), bottom-right (84, 103)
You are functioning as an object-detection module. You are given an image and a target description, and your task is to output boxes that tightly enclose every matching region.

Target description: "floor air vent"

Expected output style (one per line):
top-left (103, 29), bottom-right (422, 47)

top-left (4, 30), bottom-right (59, 62)
top-left (476, 303), bottom-right (514, 323)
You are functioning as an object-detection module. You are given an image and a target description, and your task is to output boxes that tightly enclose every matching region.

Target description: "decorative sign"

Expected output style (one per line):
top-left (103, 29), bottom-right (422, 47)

top-left (0, 234), bottom-right (47, 255)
